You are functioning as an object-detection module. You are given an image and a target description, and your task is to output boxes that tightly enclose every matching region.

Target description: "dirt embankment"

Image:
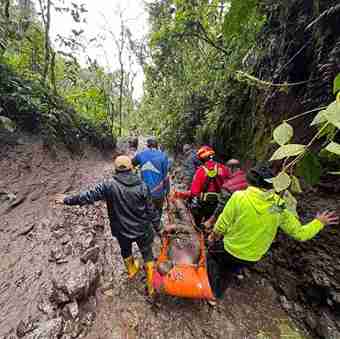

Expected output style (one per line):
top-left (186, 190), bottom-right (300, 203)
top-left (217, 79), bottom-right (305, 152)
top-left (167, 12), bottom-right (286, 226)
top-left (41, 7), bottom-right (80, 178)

top-left (0, 138), bottom-right (112, 338)
top-left (254, 189), bottom-right (340, 339)
top-left (0, 139), bottom-right (314, 339)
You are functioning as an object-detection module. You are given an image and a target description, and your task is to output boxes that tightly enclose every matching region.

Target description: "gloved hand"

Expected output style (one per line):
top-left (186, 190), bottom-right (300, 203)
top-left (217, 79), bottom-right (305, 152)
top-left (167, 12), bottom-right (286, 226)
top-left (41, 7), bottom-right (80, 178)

top-left (203, 217), bottom-right (215, 230)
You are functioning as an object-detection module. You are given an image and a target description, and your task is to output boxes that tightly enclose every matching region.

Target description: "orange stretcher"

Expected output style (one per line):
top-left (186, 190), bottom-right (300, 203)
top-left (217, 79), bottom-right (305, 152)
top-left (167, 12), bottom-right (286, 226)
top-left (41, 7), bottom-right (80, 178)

top-left (152, 197), bottom-right (215, 300)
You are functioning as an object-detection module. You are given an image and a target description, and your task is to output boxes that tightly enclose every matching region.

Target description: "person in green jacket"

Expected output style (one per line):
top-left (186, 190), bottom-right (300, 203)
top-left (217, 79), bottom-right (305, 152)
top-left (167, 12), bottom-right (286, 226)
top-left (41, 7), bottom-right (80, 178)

top-left (207, 164), bottom-right (338, 300)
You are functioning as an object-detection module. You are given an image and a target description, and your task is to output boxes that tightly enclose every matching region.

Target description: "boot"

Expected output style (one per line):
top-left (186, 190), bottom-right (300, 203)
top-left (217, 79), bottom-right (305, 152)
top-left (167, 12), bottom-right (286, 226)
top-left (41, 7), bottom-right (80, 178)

top-left (145, 261), bottom-right (155, 296)
top-left (124, 256), bottom-right (140, 279)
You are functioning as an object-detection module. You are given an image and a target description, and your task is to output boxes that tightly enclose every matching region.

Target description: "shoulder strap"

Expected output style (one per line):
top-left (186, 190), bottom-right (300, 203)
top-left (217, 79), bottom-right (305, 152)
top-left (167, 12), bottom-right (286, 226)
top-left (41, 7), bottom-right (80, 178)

top-left (202, 164), bottom-right (218, 193)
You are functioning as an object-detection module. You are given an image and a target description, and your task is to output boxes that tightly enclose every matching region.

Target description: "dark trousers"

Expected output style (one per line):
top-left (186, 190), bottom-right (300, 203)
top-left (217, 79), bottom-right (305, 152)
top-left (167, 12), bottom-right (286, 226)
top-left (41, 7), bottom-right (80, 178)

top-left (116, 232), bottom-right (154, 262)
top-left (207, 240), bottom-right (254, 299)
top-left (191, 201), bottom-right (217, 226)
top-left (152, 197), bottom-right (164, 219)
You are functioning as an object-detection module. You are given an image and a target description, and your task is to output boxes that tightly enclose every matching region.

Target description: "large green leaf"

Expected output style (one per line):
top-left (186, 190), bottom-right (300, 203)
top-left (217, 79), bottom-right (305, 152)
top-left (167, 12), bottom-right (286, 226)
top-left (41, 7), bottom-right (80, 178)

top-left (296, 152), bottom-right (321, 186)
top-left (310, 109), bottom-right (327, 126)
top-left (325, 142), bottom-right (340, 155)
top-left (273, 122), bottom-right (293, 146)
top-left (333, 73), bottom-right (340, 95)
top-left (272, 172), bottom-right (291, 192)
top-left (290, 175), bottom-right (302, 193)
top-left (323, 101), bottom-right (340, 129)
top-left (270, 144), bottom-right (305, 161)
top-left (283, 190), bottom-right (298, 215)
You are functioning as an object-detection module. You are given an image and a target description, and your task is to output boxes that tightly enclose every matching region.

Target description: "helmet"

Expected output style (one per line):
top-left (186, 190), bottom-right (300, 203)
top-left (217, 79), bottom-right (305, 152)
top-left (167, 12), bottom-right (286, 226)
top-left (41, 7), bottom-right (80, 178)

top-left (197, 146), bottom-right (215, 160)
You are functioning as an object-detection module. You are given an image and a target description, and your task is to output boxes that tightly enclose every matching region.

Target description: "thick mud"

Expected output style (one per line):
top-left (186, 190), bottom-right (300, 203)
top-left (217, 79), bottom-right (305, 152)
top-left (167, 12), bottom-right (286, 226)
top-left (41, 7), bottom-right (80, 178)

top-left (0, 139), bottom-right (311, 339)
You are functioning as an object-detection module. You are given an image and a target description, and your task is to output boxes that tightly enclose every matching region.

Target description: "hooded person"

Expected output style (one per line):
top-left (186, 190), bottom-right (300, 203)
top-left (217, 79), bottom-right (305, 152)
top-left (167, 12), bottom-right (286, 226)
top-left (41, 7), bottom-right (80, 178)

top-left (55, 155), bottom-right (160, 296)
top-left (203, 159), bottom-right (248, 229)
top-left (182, 144), bottom-right (202, 188)
top-left (207, 163), bottom-right (338, 301)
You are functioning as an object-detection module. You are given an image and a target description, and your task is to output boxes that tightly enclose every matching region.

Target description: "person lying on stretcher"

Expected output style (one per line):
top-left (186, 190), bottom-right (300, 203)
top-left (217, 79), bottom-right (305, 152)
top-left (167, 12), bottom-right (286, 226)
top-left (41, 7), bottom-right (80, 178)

top-left (156, 200), bottom-right (201, 275)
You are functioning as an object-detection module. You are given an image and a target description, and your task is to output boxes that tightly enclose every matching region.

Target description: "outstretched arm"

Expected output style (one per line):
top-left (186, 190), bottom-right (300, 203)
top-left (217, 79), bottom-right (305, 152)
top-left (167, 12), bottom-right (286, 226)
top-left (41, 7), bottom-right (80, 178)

top-left (55, 182), bottom-right (108, 206)
top-left (280, 209), bottom-right (338, 241)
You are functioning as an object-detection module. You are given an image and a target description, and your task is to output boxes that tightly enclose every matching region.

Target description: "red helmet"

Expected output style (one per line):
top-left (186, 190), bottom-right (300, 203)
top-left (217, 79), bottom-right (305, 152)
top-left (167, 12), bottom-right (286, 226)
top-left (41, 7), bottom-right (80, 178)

top-left (197, 146), bottom-right (215, 160)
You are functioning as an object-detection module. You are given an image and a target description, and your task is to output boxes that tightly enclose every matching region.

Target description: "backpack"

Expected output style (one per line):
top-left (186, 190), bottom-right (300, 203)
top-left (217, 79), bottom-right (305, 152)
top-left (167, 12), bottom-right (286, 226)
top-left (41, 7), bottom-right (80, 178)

top-left (200, 164), bottom-right (220, 203)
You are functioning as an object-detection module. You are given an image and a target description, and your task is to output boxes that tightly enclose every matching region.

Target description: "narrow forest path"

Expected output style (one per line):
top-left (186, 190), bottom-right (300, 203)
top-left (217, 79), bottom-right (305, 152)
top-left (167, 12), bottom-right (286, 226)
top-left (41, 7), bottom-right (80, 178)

top-left (0, 138), bottom-right (311, 339)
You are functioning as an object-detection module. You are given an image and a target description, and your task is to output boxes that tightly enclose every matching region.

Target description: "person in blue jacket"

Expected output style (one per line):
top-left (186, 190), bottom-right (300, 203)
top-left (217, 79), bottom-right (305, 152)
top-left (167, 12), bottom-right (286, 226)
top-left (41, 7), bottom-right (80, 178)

top-left (132, 138), bottom-right (170, 233)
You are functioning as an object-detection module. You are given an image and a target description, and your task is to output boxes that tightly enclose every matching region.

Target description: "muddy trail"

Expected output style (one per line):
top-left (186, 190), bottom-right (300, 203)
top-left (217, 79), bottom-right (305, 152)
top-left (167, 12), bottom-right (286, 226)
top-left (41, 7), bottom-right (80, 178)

top-left (0, 139), bottom-right (314, 339)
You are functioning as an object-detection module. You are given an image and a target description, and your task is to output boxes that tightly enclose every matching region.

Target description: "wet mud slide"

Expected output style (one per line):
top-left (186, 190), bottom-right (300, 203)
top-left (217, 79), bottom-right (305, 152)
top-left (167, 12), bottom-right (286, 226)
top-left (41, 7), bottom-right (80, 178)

top-left (0, 139), bottom-right (311, 339)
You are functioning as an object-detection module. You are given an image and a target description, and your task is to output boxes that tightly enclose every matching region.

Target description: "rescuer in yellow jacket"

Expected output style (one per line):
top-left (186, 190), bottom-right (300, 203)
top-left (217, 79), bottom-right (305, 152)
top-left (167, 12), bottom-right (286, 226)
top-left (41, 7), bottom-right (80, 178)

top-left (207, 164), bottom-right (338, 300)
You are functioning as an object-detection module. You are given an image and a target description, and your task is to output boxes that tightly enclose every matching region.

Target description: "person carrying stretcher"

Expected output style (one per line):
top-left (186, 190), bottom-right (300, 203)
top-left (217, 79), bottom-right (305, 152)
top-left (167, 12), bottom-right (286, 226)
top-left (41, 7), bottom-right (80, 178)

top-left (207, 163), bottom-right (339, 301)
top-left (189, 146), bottom-right (231, 226)
top-left (203, 158), bottom-right (248, 230)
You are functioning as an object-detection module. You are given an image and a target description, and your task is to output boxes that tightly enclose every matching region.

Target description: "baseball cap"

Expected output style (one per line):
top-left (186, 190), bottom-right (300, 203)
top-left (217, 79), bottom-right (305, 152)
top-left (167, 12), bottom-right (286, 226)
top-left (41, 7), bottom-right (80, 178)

top-left (114, 155), bottom-right (133, 172)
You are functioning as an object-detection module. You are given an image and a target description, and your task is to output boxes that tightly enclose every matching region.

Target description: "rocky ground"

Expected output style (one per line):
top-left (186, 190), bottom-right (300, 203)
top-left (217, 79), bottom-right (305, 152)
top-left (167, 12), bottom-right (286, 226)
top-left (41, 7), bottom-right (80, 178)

top-left (0, 137), bottom-right (332, 339)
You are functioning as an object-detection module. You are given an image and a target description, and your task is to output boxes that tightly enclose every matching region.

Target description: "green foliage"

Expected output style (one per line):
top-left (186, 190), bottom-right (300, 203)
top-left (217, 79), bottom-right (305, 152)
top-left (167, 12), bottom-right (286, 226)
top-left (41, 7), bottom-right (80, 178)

top-left (140, 0), bottom-right (265, 151)
top-left (0, 1), bottom-right (138, 148)
top-left (272, 171), bottom-right (291, 192)
top-left (296, 152), bottom-right (322, 186)
top-left (270, 144), bottom-right (305, 161)
top-left (223, 0), bottom-right (266, 46)
top-left (325, 142), bottom-right (340, 155)
top-left (273, 122), bottom-right (293, 146)
top-left (270, 74), bottom-right (340, 194)
top-left (290, 176), bottom-right (302, 193)
top-left (333, 73), bottom-right (340, 95)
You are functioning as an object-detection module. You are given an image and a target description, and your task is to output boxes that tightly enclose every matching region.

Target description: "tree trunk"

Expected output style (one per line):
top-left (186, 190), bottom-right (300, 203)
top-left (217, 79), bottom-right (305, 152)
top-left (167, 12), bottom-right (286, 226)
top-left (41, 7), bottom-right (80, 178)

top-left (50, 50), bottom-right (57, 95)
top-left (119, 64), bottom-right (123, 137)
top-left (41, 0), bottom-right (51, 83)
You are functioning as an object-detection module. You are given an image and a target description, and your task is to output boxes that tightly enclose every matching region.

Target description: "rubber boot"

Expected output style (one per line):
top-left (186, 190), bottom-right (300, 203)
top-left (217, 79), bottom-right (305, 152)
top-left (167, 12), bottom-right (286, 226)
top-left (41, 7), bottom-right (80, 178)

top-left (145, 261), bottom-right (155, 296)
top-left (124, 256), bottom-right (140, 279)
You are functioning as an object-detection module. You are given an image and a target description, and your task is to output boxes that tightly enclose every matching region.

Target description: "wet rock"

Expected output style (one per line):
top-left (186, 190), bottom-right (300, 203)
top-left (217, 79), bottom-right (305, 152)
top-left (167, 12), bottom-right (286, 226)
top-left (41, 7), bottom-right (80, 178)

top-left (51, 260), bottom-right (99, 303)
top-left (63, 301), bottom-right (79, 319)
top-left (37, 298), bottom-right (57, 318)
top-left (316, 311), bottom-right (340, 339)
top-left (17, 223), bottom-right (35, 236)
top-left (70, 321), bottom-right (83, 338)
top-left (305, 311), bottom-right (318, 330)
top-left (4, 331), bottom-right (18, 339)
top-left (49, 245), bottom-right (69, 264)
top-left (39, 218), bottom-right (51, 229)
top-left (80, 232), bottom-right (95, 249)
top-left (330, 291), bottom-right (340, 306)
top-left (16, 318), bottom-right (37, 337)
top-left (50, 287), bottom-right (70, 305)
top-left (293, 303), bottom-right (304, 314)
top-left (280, 295), bottom-right (292, 311)
top-left (52, 228), bottom-right (67, 239)
top-left (93, 223), bottom-right (104, 232)
top-left (80, 246), bottom-right (100, 264)
top-left (60, 234), bottom-right (72, 245)
top-left (81, 311), bottom-right (95, 328)
top-left (63, 243), bottom-right (73, 256)
top-left (312, 270), bottom-right (331, 287)
top-left (24, 318), bottom-right (63, 339)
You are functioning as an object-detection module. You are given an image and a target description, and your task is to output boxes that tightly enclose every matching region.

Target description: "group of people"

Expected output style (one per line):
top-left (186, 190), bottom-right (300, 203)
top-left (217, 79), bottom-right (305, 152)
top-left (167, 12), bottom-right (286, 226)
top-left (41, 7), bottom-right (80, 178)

top-left (55, 139), bottom-right (338, 302)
